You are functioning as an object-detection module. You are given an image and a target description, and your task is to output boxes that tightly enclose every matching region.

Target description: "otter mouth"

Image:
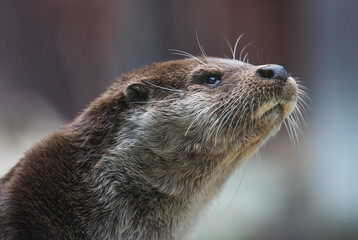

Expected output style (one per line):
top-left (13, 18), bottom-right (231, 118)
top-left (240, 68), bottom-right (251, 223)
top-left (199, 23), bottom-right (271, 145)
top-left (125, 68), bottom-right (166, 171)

top-left (262, 103), bottom-right (281, 118)
top-left (254, 102), bottom-right (282, 120)
top-left (254, 77), bottom-right (298, 121)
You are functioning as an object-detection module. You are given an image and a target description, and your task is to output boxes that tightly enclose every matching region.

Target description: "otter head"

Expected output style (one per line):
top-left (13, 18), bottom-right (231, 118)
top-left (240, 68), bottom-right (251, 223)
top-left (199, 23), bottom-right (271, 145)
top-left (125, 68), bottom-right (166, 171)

top-left (111, 57), bottom-right (300, 198)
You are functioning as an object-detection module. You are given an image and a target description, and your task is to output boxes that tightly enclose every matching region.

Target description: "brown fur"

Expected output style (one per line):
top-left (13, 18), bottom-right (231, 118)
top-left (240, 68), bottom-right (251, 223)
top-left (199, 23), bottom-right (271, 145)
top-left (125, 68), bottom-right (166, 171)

top-left (0, 58), bottom-right (299, 239)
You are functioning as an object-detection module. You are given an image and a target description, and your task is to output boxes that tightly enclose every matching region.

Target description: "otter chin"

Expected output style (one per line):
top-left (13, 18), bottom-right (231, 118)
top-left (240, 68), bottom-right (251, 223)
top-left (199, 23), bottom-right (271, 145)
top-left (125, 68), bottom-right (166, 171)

top-left (0, 57), bottom-right (302, 240)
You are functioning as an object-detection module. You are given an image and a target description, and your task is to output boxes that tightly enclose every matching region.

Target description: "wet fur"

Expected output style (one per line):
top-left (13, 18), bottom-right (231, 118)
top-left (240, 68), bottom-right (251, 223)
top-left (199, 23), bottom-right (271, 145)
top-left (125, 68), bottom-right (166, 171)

top-left (0, 58), bottom-right (300, 239)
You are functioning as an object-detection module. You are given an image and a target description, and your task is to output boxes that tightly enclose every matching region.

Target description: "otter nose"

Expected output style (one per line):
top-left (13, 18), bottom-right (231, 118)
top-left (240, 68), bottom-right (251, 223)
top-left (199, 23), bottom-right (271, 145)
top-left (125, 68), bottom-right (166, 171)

top-left (256, 64), bottom-right (289, 82)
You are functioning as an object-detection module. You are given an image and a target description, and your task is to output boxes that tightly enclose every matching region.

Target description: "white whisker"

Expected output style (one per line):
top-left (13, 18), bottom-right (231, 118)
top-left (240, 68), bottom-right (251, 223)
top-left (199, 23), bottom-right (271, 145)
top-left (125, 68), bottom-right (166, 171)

top-left (169, 49), bottom-right (206, 65)
top-left (239, 42), bottom-right (252, 62)
top-left (142, 80), bottom-right (185, 92)
top-left (223, 36), bottom-right (235, 59)
top-left (233, 34), bottom-right (245, 60)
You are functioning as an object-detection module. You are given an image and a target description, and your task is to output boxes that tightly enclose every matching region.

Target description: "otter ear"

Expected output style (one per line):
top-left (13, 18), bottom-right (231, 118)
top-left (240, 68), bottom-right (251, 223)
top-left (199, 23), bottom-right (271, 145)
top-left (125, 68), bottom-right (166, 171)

top-left (123, 83), bottom-right (149, 105)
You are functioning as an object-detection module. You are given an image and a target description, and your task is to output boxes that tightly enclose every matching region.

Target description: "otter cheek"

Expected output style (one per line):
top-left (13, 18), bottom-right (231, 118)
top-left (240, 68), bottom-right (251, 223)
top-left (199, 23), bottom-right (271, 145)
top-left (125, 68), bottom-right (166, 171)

top-left (280, 77), bottom-right (298, 118)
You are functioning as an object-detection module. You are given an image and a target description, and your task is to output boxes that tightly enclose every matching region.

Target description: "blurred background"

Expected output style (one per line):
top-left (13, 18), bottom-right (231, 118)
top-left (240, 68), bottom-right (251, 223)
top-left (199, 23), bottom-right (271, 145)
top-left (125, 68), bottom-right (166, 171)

top-left (1, 0), bottom-right (357, 239)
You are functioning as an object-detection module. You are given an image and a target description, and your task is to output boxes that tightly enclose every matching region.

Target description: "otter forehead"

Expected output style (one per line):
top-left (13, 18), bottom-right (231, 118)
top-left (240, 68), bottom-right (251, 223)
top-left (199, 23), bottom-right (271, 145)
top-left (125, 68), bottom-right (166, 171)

top-left (144, 57), bottom-right (252, 78)
top-left (202, 57), bottom-right (253, 69)
top-left (182, 57), bottom-right (254, 76)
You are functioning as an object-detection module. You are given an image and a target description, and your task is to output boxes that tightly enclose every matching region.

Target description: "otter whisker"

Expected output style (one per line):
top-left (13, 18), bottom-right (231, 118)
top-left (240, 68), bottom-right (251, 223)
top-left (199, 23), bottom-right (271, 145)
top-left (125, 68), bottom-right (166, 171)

top-left (141, 80), bottom-right (185, 92)
top-left (232, 102), bottom-right (250, 138)
top-left (199, 94), bottom-right (228, 128)
top-left (185, 103), bottom-right (217, 136)
top-left (258, 95), bottom-right (262, 114)
top-left (170, 51), bottom-right (198, 61)
top-left (185, 93), bottom-right (227, 136)
top-left (209, 90), bottom-right (248, 142)
top-left (213, 97), bottom-right (240, 141)
top-left (213, 91), bottom-right (246, 135)
top-left (293, 104), bottom-right (305, 134)
top-left (294, 103), bottom-right (306, 126)
top-left (242, 52), bottom-right (249, 63)
top-left (261, 86), bottom-right (267, 100)
top-left (250, 95), bottom-right (255, 119)
top-left (207, 111), bottom-right (227, 143)
top-left (226, 90), bottom-right (251, 127)
top-left (295, 81), bottom-right (311, 104)
top-left (297, 90), bottom-right (311, 112)
top-left (249, 95), bottom-right (256, 130)
top-left (256, 50), bottom-right (261, 64)
top-left (292, 115), bottom-right (301, 145)
top-left (296, 84), bottom-right (310, 96)
top-left (283, 120), bottom-right (295, 147)
top-left (223, 36), bottom-right (235, 60)
top-left (195, 30), bottom-right (212, 65)
top-left (131, 99), bottom-right (178, 104)
top-left (208, 109), bottom-right (232, 144)
top-left (288, 84), bottom-right (310, 146)
top-left (169, 49), bottom-right (206, 65)
top-left (230, 103), bottom-right (247, 135)
top-left (229, 91), bottom-right (252, 133)
top-left (239, 42), bottom-right (252, 62)
top-left (209, 91), bottom-right (238, 120)
top-left (287, 114), bottom-right (299, 145)
top-left (233, 34), bottom-right (245, 60)
top-left (256, 50), bottom-right (264, 65)
top-left (288, 115), bottom-right (298, 146)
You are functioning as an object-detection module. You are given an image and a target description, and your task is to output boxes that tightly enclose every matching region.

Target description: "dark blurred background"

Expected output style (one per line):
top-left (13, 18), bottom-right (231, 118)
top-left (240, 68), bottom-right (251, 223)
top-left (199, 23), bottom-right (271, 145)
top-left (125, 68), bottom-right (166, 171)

top-left (1, 0), bottom-right (357, 239)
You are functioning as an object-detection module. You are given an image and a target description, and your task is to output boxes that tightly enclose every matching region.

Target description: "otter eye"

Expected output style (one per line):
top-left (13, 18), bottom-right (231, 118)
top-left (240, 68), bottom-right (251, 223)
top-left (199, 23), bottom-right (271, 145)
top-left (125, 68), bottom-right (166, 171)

top-left (205, 75), bottom-right (221, 87)
top-left (193, 71), bottom-right (223, 87)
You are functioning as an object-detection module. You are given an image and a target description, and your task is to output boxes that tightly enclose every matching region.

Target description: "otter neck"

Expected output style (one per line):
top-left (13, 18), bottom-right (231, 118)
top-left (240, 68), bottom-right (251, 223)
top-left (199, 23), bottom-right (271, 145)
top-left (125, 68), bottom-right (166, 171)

top-left (79, 131), bottom-right (235, 239)
top-left (72, 105), bottom-right (243, 239)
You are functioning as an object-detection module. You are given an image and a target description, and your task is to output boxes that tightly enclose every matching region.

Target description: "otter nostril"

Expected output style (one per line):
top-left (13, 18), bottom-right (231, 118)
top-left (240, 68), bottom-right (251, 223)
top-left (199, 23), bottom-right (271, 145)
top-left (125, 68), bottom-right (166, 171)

top-left (257, 69), bottom-right (275, 79)
top-left (256, 64), bottom-right (289, 82)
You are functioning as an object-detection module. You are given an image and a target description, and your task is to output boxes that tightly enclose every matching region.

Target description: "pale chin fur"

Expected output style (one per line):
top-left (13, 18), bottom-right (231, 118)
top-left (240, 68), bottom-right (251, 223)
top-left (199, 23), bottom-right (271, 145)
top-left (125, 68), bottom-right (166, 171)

top-left (280, 77), bottom-right (298, 118)
top-left (255, 76), bottom-right (298, 120)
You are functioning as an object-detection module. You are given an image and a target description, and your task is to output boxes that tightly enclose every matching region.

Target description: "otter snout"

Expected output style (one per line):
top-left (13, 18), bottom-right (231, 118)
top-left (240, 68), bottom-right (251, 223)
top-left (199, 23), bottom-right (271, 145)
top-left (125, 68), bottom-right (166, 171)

top-left (256, 64), bottom-right (289, 82)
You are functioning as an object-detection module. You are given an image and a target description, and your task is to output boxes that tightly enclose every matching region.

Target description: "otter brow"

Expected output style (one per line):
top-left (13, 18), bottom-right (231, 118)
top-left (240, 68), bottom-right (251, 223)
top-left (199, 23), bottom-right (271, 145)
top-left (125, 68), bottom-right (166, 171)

top-left (192, 69), bottom-right (223, 84)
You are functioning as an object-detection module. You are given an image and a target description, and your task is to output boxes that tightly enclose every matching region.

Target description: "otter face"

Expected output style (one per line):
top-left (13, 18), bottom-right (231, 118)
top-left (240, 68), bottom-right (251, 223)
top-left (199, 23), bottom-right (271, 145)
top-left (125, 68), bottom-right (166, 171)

top-left (126, 58), bottom-right (298, 152)
top-left (184, 58), bottom-right (298, 150)
top-left (120, 57), bottom-right (303, 196)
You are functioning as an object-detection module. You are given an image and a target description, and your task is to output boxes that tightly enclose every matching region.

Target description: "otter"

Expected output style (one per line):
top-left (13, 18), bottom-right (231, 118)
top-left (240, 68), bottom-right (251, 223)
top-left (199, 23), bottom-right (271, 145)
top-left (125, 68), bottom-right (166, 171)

top-left (0, 57), bottom-right (302, 240)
